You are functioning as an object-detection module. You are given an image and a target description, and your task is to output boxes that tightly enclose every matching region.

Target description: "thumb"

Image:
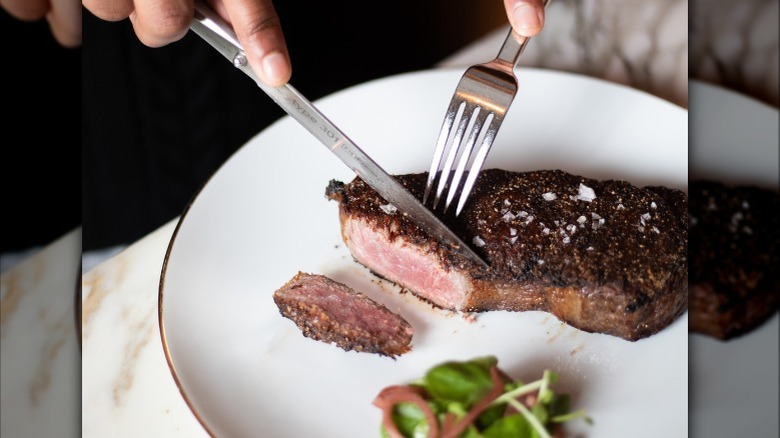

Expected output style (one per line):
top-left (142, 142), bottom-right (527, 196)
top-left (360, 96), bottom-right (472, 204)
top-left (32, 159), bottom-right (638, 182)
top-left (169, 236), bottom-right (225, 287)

top-left (505, 0), bottom-right (546, 37)
top-left (218, 0), bottom-right (291, 87)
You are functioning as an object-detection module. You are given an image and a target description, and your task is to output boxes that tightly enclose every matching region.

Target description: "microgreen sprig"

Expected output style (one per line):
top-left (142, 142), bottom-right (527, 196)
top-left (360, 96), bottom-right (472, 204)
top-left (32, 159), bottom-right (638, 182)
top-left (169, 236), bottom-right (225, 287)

top-left (373, 356), bottom-right (591, 438)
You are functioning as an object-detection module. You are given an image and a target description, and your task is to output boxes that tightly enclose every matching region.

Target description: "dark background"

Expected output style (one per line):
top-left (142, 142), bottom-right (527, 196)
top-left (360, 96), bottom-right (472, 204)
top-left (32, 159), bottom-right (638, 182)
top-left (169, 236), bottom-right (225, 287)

top-left (81, 2), bottom-right (507, 252)
top-left (1, 3), bottom-right (508, 254)
top-left (1, 9), bottom-right (81, 253)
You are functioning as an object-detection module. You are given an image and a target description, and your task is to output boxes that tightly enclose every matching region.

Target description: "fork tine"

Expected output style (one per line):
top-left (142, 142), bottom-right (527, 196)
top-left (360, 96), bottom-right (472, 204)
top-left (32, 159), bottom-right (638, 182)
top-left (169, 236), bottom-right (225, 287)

top-left (423, 99), bottom-right (466, 206)
top-left (454, 115), bottom-right (504, 216)
top-left (423, 100), bottom-right (465, 205)
top-left (438, 104), bottom-right (480, 210)
top-left (431, 102), bottom-right (470, 209)
top-left (443, 108), bottom-right (493, 213)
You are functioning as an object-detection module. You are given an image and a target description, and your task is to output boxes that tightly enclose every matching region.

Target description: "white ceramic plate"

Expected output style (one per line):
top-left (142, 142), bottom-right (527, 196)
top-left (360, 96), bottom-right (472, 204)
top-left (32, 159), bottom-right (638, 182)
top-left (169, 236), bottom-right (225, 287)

top-left (159, 68), bottom-right (688, 438)
top-left (688, 80), bottom-right (779, 438)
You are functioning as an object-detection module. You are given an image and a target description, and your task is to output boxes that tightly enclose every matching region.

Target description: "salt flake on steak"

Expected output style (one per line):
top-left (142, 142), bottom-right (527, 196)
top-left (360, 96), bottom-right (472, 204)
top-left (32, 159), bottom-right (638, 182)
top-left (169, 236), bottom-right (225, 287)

top-left (380, 204), bottom-right (397, 214)
top-left (576, 183), bottom-right (597, 202)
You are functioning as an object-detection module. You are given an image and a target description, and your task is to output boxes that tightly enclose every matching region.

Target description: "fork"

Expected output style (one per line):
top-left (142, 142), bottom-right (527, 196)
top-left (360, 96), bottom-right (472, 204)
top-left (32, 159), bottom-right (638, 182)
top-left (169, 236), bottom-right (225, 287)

top-left (423, 1), bottom-right (549, 216)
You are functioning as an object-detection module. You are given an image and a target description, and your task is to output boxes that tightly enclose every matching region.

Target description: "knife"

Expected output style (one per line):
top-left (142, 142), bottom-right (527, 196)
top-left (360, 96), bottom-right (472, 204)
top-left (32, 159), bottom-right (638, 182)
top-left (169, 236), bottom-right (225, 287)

top-left (189, 2), bottom-right (488, 268)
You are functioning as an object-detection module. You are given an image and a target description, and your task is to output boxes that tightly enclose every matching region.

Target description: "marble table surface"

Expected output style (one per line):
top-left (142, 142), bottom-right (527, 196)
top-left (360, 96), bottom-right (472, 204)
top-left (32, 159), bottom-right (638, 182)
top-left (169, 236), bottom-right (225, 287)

top-left (4, 0), bottom-right (778, 436)
top-left (1, 229), bottom-right (81, 437)
top-left (81, 219), bottom-right (208, 436)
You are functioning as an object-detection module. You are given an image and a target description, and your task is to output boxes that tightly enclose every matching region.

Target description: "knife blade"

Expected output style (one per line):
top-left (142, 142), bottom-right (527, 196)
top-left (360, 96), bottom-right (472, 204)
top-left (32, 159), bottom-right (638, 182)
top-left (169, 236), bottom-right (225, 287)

top-left (189, 3), bottom-right (488, 268)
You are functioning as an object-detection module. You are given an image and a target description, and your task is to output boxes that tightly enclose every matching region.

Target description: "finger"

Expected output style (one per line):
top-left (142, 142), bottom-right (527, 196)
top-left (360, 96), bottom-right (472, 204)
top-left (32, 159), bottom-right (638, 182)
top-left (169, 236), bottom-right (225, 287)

top-left (504, 0), bottom-right (545, 37)
top-left (128, 0), bottom-right (193, 47)
top-left (220, 0), bottom-right (291, 87)
top-left (82, 0), bottom-right (135, 22)
top-left (47, 0), bottom-right (82, 47)
top-left (1, 0), bottom-right (49, 21)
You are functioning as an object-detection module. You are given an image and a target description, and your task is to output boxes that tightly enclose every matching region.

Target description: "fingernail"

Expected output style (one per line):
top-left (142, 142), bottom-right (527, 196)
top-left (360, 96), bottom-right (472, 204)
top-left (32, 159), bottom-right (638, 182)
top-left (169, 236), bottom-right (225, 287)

top-left (261, 51), bottom-right (289, 86)
top-left (513, 4), bottom-right (541, 30)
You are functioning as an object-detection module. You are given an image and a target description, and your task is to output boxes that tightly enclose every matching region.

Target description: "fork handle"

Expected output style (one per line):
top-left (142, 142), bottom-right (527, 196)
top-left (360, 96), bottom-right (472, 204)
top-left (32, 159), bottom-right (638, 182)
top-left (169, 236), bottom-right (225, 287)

top-left (496, 0), bottom-right (550, 68)
top-left (496, 31), bottom-right (531, 67)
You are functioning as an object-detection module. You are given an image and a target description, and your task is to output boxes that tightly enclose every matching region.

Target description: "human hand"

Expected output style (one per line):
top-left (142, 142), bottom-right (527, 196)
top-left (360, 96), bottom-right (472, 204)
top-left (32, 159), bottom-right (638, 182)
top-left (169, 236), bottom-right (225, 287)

top-left (1, 0), bottom-right (81, 47)
top-left (82, 0), bottom-right (291, 87)
top-left (504, 0), bottom-right (546, 37)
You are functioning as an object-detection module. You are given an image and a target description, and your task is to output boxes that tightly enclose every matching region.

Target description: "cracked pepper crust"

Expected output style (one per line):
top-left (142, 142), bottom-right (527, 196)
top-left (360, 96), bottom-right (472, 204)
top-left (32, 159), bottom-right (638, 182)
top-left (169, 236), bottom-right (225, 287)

top-left (327, 169), bottom-right (689, 341)
top-left (688, 180), bottom-right (779, 340)
top-left (273, 272), bottom-right (414, 357)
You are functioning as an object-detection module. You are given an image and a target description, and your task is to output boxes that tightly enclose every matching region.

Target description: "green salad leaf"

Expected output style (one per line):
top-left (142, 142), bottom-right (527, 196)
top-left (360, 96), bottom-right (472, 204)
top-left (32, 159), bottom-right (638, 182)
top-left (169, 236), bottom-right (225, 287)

top-left (373, 356), bottom-right (591, 438)
top-left (423, 356), bottom-right (497, 406)
top-left (482, 414), bottom-right (532, 437)
top-left (386, 402), bottom-right (430, 438)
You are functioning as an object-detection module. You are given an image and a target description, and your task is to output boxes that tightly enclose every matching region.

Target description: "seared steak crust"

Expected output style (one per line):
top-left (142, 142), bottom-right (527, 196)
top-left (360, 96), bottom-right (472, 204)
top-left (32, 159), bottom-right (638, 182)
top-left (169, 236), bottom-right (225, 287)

top-left (273, 272), bottom-right (413, 357)
top-left (688, 180), bottom-right (779, 340)
top-left (327, 169), bottom-right (688, 341)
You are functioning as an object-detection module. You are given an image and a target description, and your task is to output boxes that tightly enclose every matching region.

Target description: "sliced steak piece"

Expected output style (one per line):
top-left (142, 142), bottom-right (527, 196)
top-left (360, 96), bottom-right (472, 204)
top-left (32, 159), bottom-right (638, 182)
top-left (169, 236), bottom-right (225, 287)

top-left (273, 272), bottom-right (413, 358)
top-left (688, 180), bottom-right (780, 340)
top-left (326, 169), bottom-right (688, 341)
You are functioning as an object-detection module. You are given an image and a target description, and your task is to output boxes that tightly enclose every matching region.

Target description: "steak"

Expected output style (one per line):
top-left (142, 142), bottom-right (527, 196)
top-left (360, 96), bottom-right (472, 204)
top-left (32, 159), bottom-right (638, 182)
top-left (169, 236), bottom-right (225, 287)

top-left (273, 272), bottom-right (414, 357)
top-left (326, 169), bottom-right (688, 341)
top-left (688, 180), bottom-right (779, 340)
